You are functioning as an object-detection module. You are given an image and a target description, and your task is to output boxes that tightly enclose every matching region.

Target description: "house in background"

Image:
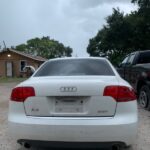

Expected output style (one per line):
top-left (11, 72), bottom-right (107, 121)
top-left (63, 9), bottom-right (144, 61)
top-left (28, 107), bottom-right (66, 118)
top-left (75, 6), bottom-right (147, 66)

top-left (0, 49), bottom-right (47, 77)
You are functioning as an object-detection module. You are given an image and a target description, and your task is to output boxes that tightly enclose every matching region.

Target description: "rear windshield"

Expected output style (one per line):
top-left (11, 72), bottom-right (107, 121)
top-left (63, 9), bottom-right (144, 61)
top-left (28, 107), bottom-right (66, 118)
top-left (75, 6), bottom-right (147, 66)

top-left (34, 59), bottom-right (115, 76)
top-left (138, 52), bottom-right (150, 64)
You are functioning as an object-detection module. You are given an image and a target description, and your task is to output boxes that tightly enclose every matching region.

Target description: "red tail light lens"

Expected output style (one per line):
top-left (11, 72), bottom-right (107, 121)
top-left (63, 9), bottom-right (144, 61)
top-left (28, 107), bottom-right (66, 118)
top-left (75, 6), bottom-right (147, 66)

top-left (103, 86), bottom-right (136, 102)
top-left (11, 87), bottom-right (35, 102)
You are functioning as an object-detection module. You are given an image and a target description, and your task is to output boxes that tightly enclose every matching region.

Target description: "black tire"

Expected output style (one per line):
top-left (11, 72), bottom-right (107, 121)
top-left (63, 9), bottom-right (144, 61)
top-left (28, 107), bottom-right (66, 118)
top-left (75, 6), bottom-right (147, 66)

top-left (138, 85), bottom-right (150, 110)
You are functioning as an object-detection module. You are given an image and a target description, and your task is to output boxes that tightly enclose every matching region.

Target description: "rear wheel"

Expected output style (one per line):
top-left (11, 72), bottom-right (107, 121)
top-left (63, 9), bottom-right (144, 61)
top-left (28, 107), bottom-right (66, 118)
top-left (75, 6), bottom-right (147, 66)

top-left (138, 85), bottom-right (150, 109)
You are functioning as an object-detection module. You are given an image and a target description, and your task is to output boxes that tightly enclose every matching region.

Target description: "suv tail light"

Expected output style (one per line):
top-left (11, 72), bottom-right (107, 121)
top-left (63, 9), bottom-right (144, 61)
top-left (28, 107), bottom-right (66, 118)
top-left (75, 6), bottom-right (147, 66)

top-left (11, 87), bottom-right (35, 102)
top-left (103, 86), bottom-right (136, 102)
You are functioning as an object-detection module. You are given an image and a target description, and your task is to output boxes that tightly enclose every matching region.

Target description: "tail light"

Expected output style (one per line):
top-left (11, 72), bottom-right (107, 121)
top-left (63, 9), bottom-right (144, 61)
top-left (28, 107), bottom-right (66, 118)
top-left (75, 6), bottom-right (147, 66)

top-left (103, 86), bottom-right (136, 102)
top-left (11, 87), bottom-right (35, 102)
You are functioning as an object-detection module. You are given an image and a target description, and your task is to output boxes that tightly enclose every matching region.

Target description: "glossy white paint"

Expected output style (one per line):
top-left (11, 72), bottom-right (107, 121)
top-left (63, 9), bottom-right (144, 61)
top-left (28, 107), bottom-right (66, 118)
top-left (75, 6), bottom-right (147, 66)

top-left (23, 76), bottom-right (118, 117)
top-left (8, 57), bottom-right (138, 147)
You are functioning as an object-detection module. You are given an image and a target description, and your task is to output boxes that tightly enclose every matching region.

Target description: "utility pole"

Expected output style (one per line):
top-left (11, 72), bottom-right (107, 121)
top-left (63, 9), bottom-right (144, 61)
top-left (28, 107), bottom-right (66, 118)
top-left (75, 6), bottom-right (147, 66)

top-left (3, 41), bottom-right (7, 51)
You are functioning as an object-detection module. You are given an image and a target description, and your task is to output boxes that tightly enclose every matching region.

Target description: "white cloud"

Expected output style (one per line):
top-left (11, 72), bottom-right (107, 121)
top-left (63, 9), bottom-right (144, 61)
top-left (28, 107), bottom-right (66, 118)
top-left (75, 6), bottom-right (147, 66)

top-left (70, 0), bottom-right (131, 9)
top-left (0, 0), bottom-right (137, 56)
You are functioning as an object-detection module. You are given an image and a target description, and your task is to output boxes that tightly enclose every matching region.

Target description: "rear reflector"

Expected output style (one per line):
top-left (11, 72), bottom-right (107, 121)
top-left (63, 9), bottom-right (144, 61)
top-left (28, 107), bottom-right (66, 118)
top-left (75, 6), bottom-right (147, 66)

top-left (11, 87), bottom-right (35, 102)
top-left (103, 86), bottom-right (136, 102)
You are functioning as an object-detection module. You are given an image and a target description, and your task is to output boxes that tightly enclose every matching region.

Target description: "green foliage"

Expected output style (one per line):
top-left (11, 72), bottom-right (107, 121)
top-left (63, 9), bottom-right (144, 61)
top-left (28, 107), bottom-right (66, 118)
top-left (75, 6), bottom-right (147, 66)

top-left (132, 0), bottom-right (150, 9)
top-left (87, 8), bottom-right (133, 65)
top-left (87, 0), bottom-right (150, 65)
top-left (15, 36), bottom-right (73, 59)
top-left (0, 77), bottom-right (27, 83)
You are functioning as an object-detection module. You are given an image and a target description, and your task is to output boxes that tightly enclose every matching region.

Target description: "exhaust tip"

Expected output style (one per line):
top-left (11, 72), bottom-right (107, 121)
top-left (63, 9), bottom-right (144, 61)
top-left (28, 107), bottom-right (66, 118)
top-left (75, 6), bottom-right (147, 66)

top-left (24, 142), bottom-right (31, 149)
top-left (112, 144), bottom-right (121, 150)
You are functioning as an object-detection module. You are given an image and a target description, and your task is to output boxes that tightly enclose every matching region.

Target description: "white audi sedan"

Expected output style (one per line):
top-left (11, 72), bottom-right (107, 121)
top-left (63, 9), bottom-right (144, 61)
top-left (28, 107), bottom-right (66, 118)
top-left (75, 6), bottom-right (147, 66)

top-left (8, 57), bottom-right (138, 149)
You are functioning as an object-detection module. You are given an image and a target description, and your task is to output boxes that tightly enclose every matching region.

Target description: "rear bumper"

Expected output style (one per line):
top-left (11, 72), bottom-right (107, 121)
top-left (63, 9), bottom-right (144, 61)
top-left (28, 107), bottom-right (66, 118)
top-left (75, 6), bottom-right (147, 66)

top-left (8, 101), bottom-right (138, 147)
top-left (9, 119), bottom-right (137, 147)
top-left (18, 140), bottom-right (126, 149)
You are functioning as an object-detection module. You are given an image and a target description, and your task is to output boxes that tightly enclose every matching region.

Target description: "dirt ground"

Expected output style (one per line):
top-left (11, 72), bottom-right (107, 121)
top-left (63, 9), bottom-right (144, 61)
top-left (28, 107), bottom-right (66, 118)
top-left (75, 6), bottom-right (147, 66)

top-left (0, 82), bottom-right (150, 150)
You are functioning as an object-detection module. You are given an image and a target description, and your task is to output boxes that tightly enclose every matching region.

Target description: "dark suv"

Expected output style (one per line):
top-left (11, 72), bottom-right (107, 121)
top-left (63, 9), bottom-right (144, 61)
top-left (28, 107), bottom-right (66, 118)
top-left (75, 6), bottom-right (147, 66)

top-left (117, 50), bottom-right (150, 110)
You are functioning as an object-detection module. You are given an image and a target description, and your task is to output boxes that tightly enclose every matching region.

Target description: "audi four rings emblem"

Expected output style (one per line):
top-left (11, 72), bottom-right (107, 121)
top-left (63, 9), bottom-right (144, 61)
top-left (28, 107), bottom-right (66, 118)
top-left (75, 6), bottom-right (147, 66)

top-left (60, 87), bottom-right (77, 92)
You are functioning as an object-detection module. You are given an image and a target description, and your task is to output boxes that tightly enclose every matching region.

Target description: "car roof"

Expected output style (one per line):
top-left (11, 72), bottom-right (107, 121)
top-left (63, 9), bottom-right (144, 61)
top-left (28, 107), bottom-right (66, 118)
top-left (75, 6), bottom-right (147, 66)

top-left (139, 50), bottom-right (150, 54)
top-left (47, 57), bottom-right (107, 62)
top-left (132, 50), bottom-right (150, 54)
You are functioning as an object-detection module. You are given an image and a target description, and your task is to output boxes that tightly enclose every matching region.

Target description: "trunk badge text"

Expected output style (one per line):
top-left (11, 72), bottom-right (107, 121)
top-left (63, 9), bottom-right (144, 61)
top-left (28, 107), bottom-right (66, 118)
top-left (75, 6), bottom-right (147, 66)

top-left (60, 87), bottom-right (77, 92)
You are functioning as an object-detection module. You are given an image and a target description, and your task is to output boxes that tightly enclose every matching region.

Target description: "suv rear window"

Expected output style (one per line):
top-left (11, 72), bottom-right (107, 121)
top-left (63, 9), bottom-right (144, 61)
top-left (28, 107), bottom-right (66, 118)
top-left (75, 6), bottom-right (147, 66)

top-left (34, 59), bottom-right (115, 76)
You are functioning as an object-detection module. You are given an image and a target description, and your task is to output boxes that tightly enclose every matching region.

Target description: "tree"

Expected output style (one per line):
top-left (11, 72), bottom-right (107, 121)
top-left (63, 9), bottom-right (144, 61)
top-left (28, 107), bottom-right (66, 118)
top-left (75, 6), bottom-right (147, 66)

top-left (87, 0), bottom-right (150, 65)
top-left (132, 0), bottom-right (150, 9)
top-left (131, 0), bottom-right (150, 49)
top-left (15, 36), bottom-right (73, 59)
top-left (87, 9), bottom-right (134, 65)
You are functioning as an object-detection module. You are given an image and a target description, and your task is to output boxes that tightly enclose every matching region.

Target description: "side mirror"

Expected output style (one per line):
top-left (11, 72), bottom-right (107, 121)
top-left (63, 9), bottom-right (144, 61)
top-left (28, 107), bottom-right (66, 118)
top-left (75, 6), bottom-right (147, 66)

top-left (125, 63), bottom-right (132, 67)
top-left (117, 63), bottom-right (122, 68)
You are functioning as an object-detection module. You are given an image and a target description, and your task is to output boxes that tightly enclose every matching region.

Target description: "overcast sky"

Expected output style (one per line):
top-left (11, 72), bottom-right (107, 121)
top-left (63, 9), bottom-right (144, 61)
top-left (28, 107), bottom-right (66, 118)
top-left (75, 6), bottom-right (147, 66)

top-left (0, 0), bottom-right (137, 56)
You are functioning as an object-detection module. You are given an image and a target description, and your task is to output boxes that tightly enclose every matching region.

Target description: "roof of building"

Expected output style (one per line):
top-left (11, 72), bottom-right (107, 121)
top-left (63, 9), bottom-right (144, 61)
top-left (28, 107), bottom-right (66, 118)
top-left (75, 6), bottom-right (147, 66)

top-left (0, 49), bottom-right (47, 62)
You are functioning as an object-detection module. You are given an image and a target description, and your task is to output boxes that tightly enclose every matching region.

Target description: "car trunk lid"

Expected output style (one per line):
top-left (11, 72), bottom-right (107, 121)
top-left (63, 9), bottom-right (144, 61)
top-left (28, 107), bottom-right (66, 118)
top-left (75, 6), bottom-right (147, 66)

top-left (22, 76), bottom-right (118, 117)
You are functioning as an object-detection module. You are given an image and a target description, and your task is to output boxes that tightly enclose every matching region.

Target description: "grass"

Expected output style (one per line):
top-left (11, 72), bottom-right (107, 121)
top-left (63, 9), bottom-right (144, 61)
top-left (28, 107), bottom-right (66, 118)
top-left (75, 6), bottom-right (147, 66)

top-left (0, 77), bottom-right (27, 83)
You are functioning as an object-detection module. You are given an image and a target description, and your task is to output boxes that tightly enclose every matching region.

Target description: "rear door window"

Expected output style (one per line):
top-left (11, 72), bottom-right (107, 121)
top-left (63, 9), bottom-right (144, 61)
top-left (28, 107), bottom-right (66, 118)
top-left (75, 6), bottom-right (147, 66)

top-left (127, 53), bottom-right (135, 65)
top-left (137, 52), bottom-right (150, 64)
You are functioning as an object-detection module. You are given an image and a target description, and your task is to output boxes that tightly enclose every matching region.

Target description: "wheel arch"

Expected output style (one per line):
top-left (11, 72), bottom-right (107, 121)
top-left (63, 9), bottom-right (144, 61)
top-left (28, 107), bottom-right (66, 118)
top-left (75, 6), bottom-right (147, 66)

top-left (137, 80), bottom-right (146, 96)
